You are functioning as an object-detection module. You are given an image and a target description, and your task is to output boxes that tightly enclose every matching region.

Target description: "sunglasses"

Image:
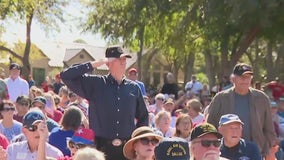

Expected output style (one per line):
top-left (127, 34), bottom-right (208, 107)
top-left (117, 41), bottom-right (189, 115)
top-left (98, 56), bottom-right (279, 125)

top-left (193, 140), bottom-right (221, 148)
top-left (25, 125), bottom-right (38, 132)
top-left (68, 141), bottom-right (87, 149)
top-left (139, 137), bottom-right (159, 146)
top-left (2, 107), bottom-right (16, 112)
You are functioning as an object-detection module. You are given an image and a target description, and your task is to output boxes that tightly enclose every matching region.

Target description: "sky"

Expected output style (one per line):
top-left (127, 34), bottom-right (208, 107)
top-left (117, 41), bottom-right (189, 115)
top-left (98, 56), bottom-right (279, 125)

top-left (1, 1), bottom-right (107, 48)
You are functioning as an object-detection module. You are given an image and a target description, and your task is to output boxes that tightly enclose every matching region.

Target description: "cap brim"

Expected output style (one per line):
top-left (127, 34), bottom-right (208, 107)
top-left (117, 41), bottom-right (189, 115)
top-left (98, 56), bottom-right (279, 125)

top-left (220, 120), bottom-right (244, 126)
top-left (198, 132), bottom-right (223, 139)
top-left (242, 71), bottom-right (253, 75)
top-left (123, 133), bottom-right (163, 159)
top-left (120, 53), bottom-right (132, 58)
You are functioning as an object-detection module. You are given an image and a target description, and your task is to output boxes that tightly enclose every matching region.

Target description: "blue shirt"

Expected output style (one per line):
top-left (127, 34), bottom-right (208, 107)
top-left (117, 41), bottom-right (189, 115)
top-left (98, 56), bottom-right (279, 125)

top-left (220, 138), bottom-right (262, 160)
top-left (49, 127), bottom-right (74, 156)
top-left (60, 62), bottom-right (149, 139)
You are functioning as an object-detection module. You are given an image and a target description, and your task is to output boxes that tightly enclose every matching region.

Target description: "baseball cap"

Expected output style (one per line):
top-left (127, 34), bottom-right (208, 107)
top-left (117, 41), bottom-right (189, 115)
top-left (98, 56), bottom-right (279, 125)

top-left (233, 63), bottom-right (253, 76)
top-left (32, 96), bottom-right (47, 105)
top-left (69, 128), bottom-right (95, 145)
top-left (190, 123), bottom-right (222, 141)
top-left (9, 63), bottom-right (21, 70)
top-left (154, 137), bottom-right (190, 160)
top-left (219, 114), bottom-right (244, 126)
top-left (105, 46), bottom-right (132, 58)
top-left (23, 110), bottom-right (45, 128)
top-left (164, 98), bottom-right (174, 105)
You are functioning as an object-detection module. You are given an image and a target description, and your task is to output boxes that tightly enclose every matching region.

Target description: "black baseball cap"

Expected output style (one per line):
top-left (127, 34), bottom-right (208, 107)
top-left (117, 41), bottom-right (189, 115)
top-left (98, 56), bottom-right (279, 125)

top-left (190, 123), bottom-right (222, 141)
top-left (105, 46), bottom-right (132, 58)
top-left (233, 63), bottom-right (253, 76)
top-left (9, 63), bottom-right (21, 70)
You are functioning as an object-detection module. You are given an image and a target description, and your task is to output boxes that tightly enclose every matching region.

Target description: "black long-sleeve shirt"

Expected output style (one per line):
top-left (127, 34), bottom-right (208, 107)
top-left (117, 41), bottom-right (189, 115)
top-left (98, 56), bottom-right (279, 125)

top-left (60, 62), bottom-right (148, 139)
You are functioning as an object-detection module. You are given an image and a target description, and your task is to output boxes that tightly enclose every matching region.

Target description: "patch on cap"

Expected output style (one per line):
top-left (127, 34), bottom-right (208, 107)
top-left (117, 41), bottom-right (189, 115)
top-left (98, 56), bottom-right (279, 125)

top-left (190, 123), bottom-right (222, 141)
top-left (233, 63), bottom-right (253, 76)
top-left (155, 137), bottom-right (190, 160)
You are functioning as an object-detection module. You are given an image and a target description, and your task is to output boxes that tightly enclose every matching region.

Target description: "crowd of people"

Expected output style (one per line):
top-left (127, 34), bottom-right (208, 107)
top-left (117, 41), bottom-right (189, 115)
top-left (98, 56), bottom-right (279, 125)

top-left (0, 45), bottom-right (284, 160)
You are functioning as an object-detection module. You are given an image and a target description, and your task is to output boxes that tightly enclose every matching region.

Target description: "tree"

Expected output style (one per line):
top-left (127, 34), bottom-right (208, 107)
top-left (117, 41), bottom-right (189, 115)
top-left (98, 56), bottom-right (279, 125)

top-left (0, 0), bottom-right (68, 79)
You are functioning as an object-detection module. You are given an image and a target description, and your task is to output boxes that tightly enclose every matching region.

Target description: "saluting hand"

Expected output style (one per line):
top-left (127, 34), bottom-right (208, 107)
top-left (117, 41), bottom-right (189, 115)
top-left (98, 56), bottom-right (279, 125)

top-left (91, 58), bottom-right (110, 68)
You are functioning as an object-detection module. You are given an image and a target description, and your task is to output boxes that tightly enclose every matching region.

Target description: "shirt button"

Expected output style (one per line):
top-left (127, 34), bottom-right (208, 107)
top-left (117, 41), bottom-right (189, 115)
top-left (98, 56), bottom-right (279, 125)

top-left (116, 133), bottom-right (119, 136)
top-left (116, 121), bottom-right (119, 124)
top-left (117, 109), bottom-right (120, 112)
top-left (118, 97), bottom-right (120, 100)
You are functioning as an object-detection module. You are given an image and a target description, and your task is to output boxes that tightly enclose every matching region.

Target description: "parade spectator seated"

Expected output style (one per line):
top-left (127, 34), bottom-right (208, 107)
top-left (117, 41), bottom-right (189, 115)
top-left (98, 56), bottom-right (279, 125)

top-left (49, 106), bottom-right (83, 156)
top-left (73, 147), bottom-right (105, 160)
top-left (123, 126), bottom-right (163, 160)
top-left (218, 114), bottom-right (262, 160)
top-left (154, 111), bottom-right (175, 137)
top-left (163, 98), bottom-right (177, 127)
top-left (14, 95), bottom-right (31, 123)
top-left (31, 96), bottom-right (59, 132)
top-left (174, 114), bottom-right (193, 142)
top-left (154, 137), bottom-right (190, 160)
top-left (190, 123), bottom-right (228, 160)
top-left (0, 100), bottom-right (22, 142)
top-left (184, 98), bottom-right (205, 125)
top-left (7, 109), bottom-right (63, 159)
top-left (148, 93), bottom-right (165, 114)
top-left (56, 128), bottom-right (96, 160)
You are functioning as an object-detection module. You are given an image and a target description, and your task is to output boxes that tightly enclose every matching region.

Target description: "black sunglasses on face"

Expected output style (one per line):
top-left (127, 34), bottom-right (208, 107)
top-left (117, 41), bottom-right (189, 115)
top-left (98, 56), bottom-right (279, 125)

top-left (68, 141), bottom-right (87, 149)
top-left (25, 125), bottom-right (38, 132)
top-left (193, 139), bottom-right (221, 148)
top-left (139, 137), bottom-right (159, 146)
top-left (2, 107), bottom-right (15, 112)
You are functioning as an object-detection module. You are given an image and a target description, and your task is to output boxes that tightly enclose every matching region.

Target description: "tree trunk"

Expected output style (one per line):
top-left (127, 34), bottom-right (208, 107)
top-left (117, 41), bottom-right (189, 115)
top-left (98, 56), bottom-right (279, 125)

top-left (21, 13), bottom-right (34, 80)
top-left (183, 52), bottom-right (195, 85)
top-left (266, 41), bottom-right (274, 81)
top-left (204, 49), bottom-right (216, 90)
top-left (137, 26), bottom-right (145, 81)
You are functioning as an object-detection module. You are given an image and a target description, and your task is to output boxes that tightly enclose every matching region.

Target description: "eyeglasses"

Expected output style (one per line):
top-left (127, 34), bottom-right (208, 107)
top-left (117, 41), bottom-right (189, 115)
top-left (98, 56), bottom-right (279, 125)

top-left (193, 140), bottom-right (221, 148)
top-left (25, 125), bottom-right (38, 132)
top-left (19, 102), bottom-right (29, 106)
top-left (139, 137), bottom-right (159, 146)
top-left (68, 141), bottom-right (87, 149)
top-left (2, 107), bottom-right (16, 112)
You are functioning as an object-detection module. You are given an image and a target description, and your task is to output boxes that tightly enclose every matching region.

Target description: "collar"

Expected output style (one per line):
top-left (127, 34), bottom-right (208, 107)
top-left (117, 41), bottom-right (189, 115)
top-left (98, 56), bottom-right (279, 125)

top-left (106, 74), bottom-right (128, 85)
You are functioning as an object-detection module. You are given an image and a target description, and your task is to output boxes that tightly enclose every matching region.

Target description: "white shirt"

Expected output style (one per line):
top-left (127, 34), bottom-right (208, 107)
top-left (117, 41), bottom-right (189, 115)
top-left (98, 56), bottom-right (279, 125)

top-left (185, 80), bottom-right (203, 94)
top-left (7, 141), bottom-right (63, 160)
top-left (5, 76), bottom-right (29, 102)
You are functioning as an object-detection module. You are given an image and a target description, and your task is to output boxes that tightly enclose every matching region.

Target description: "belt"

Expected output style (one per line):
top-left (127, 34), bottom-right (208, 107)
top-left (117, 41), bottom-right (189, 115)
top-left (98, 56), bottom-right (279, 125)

top-left (96, 137), bottom-right (129, 147)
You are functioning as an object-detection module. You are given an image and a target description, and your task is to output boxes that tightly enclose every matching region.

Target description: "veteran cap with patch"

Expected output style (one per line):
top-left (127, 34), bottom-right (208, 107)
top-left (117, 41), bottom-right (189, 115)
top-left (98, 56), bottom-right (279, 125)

top-left (155, 137), bottom-right (190, 160)
top-left (190, 123), bottom-right (222, 141)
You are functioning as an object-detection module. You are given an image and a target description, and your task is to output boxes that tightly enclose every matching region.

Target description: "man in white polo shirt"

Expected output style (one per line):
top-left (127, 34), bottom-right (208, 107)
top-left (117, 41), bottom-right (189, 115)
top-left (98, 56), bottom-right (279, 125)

top-left (5, 63), bottom-right (29, 102)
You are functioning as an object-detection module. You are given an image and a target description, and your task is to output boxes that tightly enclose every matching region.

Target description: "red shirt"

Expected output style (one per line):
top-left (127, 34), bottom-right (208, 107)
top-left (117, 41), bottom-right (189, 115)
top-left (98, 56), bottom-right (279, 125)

top-left (0, 133), bottom-right (9, 149)
top-left (268, 82), bottom-right (284, 100)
